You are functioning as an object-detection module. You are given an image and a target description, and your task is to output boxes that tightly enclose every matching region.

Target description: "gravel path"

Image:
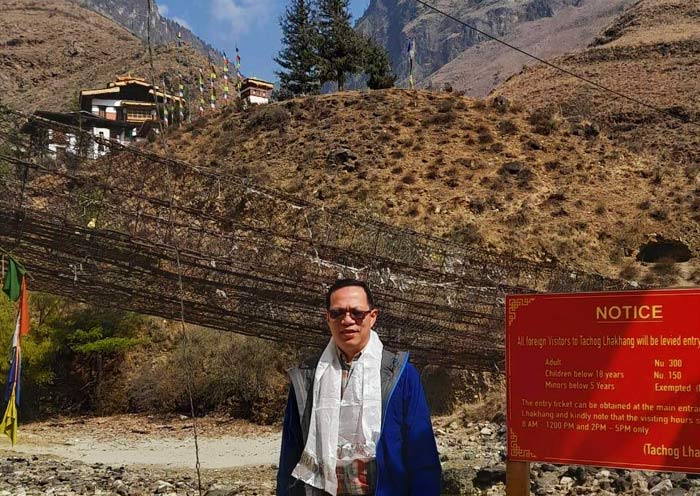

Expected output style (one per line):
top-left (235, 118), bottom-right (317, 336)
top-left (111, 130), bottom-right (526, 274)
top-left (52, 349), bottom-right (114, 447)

top-left (1, 414), bottom-right (700, 495)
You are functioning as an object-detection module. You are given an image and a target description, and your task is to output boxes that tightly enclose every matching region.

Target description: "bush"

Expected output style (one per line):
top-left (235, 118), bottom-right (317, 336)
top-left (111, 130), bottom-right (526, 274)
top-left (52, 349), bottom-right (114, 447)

top-left (0, 294), bottom-right (151, 417)
top-left (498, 119), bottom-right (519, 135)
top-left (128, 330), bottom-right (295, 424)
top-left (528, 108), bottom-right (560, 135)
top-left (447, 223), bottom-right (483, 245)
top-left (247, 105), bottom-right (291, 131)
top-left (422, 112), bottom-right (456, 126)
top-left (477, 126), bottom-right (494, 144)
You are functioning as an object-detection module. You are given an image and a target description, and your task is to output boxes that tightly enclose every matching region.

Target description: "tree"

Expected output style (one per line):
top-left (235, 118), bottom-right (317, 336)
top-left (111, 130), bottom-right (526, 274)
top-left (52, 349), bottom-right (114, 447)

top-left (316, 0), bottom-right (363, 90)
top-left (275, 0), bottom-right (321, 97)
top-left (361, 35), bottom-right (396, 90)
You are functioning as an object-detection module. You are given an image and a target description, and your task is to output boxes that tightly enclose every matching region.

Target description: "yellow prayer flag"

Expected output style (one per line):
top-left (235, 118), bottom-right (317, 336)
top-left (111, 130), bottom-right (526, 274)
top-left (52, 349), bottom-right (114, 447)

top-left (1, 386), bottom-right (18, 446)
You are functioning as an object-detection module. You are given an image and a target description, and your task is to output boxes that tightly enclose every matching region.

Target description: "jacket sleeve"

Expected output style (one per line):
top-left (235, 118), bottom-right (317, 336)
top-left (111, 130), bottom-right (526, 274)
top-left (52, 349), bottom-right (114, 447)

top-left (276, 386), bottom-right (305, 496)
top-left (402, 364), bottom-right (442, 496)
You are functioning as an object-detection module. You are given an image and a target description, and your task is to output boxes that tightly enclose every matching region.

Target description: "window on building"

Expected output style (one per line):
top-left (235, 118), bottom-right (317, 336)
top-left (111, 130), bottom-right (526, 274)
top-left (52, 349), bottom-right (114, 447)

top-left (98, 107), bottom-right (106, 118)
top-left (126, 108), bottom-right (154, 121)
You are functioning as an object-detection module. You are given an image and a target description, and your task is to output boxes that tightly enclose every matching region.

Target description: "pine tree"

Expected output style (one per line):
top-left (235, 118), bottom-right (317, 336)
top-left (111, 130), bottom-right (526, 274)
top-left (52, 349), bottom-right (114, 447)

top-left (361, 36), bottom-right (396, 90)
top-left (275, 0), bottom-right (321, 97)
top-left (316, 0), bottom-right (362, 91)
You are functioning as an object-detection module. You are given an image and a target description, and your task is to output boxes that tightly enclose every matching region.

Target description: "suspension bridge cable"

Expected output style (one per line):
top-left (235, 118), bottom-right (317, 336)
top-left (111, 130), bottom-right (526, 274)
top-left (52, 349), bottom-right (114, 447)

top-left (411, 0), bottom-right (698, 128)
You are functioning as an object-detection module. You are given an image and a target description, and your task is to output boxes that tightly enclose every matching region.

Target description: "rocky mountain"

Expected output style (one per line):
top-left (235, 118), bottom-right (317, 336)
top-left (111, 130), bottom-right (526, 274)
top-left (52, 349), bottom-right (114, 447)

top-left (0, 0), bottom-right (213, 113)
top-left (495, 0), bottom-right (700, 191)
top-left (356, 0), bottom-right (635, 96)
top-left (70, 0), bottom-right (220, 60)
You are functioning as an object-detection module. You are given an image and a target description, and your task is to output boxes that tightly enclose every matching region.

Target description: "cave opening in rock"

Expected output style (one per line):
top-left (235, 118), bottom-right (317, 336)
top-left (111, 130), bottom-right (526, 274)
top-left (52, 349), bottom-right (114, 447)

top-left (636, 239), bottom-right (692, 263)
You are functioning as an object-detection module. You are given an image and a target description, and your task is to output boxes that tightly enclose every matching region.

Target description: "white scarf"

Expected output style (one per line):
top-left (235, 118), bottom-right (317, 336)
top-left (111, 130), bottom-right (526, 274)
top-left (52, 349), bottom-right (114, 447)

top-left (292, 330), bottom-right (383, 496)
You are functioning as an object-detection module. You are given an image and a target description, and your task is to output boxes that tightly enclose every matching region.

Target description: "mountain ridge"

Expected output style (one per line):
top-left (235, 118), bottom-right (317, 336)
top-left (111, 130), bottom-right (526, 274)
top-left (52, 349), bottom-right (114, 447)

top-left (69, 0), bottom-right (222, 61)
top-left (356, 0), bottom-right (635, 95)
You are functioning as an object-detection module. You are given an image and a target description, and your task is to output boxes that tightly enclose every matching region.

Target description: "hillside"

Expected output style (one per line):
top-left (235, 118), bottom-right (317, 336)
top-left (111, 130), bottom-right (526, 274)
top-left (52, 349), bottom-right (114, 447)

top-left (356, 0), bottom-right (635, 95)
top-left (156, 89), bottom-right (699, 283)
top-left (71, 0), bottom-right (221, 61)
top-left (496, 0), bottom-right (700, 174)
top-left (0, 0), bottom-right (212, 113)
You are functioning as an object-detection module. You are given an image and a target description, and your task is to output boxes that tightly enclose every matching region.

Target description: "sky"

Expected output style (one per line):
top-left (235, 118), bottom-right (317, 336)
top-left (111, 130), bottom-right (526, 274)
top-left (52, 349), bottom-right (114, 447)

top-left (157, 0), bottom-right (371, 83)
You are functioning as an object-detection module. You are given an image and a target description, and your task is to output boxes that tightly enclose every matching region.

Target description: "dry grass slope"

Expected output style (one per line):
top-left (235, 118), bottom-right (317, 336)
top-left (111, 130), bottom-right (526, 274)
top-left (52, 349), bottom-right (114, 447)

top-left (496, 0), bottom-right (700, 184)
top-left (157, 89), bottom-right (699, 282)
top-left (0, 0), bottom-right (211, 113)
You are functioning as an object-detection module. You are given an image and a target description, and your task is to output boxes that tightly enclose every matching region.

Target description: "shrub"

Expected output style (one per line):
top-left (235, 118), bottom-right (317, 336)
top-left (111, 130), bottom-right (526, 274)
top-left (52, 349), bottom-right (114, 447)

top-left (422, 111), bottom-right (457, 126)
top-left (498, 119), bottom-right (519, 135)
top-left (437, 99), bottom-right (454, 113)
top-left (650, 209), bottom-right (668, 221)
top-left (128, 330), bottom-right (294, 423)
top-left (619, 263), bottom-right (640, 280)
top-left (447, 223), bottom-right (483, 244)
top-left (528, 108), bottom-right (560, 135)
top-left (402, 173), bottom-right (417, 184)
top-left (477, 126), bottom-right (494, 144)
top-left (247, 105), bottom-right (291, 131)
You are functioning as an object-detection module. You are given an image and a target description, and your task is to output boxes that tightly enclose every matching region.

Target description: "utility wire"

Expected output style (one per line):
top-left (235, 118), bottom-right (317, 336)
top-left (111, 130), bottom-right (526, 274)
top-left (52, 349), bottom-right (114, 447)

top-left (412, 0), bottom-right (696, 127)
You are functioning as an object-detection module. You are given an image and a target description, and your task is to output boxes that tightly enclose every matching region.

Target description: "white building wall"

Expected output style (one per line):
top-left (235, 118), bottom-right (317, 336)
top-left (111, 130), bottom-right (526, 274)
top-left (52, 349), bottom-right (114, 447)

top-left (92, 99), bottom-right (123, 107)
top-left (246, 95), bottom-right (269, 105)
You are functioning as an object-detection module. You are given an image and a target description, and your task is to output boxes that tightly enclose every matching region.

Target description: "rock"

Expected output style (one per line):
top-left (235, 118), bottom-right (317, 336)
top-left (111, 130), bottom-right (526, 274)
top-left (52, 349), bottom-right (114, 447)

top-left (326, 147), bottom-right (357, 168)
top-left (596, 469), bottom-right (611, 479)
top-left (559, 476), bottom-right (574, 487)
top-left (479, 427), bottom-right (493, 436)
top-left (155, 480), bottom-right (175, 493)
top-left (612, 475), bottom-right (633, 492)
top-left (491, 412), bottom-right (506, 424)
top-left (442, 467), bottom-right (475, 495)
top-left (205, 490), bottom-right (238, 496)
top-left (503, 161), bottom-right (523, 174)
top-left (650, 479), bottom-right (673, 495)
top-left (474, 465), bottom-right (506, 489)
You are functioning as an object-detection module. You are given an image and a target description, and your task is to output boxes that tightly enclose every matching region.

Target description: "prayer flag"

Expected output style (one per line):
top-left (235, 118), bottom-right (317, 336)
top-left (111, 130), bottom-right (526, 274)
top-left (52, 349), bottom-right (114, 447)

top-left (1, 385), bottom-right (17, 446)
top-left (1, 261), bottom-right (28, 446)
top-left (407, 40), bottom-right (416, 89)
top-left (2, 259), bottom-right (25, 302)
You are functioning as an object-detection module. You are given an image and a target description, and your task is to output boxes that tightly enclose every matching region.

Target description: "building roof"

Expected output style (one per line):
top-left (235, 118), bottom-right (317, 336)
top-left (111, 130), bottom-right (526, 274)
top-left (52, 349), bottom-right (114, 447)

top-left (243, 77), bottom-right (274, 90)
top-left (80, 76), bottom-right (185, 103)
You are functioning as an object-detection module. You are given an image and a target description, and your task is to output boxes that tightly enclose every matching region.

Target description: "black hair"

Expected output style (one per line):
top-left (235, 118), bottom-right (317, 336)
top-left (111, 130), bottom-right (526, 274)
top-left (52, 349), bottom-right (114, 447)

top-left (325, 278), bottom-right (374, 309)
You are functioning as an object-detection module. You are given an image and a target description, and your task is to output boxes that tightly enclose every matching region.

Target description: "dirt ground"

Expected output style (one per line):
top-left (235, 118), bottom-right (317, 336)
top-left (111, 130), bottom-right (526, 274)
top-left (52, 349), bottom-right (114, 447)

top-left (0, 414), bottom-right (280, 469)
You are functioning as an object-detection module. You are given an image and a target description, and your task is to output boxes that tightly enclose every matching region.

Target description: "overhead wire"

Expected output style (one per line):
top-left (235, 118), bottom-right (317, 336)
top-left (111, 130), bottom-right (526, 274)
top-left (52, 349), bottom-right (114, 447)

top-left (411, 0), bottom-right (698, 128)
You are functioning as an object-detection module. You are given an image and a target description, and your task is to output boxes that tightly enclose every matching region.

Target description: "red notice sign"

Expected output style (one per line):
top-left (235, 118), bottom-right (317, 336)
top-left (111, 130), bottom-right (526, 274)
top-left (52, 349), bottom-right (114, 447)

top-left (507, 289), bottom-right (700, 473)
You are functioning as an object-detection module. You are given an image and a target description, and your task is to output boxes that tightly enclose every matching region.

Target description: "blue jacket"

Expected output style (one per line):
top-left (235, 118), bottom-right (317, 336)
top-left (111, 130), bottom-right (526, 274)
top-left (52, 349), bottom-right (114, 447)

top-left (276, 349), bottom-right (441, 496)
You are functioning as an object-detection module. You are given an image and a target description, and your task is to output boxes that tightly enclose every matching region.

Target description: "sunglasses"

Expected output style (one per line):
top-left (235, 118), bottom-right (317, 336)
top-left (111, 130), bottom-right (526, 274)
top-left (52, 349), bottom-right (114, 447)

top-left (328, 308), bottom-right (373, 323)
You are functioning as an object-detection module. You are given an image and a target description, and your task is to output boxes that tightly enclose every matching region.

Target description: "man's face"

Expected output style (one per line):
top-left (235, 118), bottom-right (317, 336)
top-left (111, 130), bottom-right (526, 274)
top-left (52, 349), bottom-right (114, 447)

top-left (326, 286), bottom-right (378, 360)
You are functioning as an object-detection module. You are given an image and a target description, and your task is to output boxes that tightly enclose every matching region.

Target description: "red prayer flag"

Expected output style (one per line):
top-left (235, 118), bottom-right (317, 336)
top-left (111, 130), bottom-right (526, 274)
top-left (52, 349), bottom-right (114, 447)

top-left (18, 277), bottom-right (29, 336)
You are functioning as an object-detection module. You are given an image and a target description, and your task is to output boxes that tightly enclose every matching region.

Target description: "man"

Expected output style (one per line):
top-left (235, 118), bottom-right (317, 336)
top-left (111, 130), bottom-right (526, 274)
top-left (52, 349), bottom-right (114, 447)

top-left (277, 278), bottom-right (441, 495)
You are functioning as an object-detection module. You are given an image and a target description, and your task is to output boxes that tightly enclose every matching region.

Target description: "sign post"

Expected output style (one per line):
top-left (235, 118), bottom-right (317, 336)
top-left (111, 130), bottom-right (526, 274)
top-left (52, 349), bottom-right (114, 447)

top-left (505, 460), bottom-right (530, 496)
top-left (506, 289), bottom-right (700, 475)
